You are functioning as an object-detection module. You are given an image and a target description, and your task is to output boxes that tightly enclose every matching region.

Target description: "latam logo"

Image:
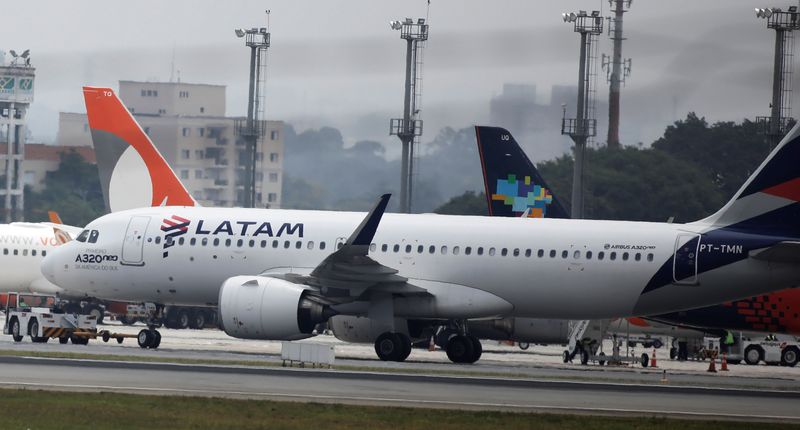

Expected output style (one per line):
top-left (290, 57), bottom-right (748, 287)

top-left (160, 215), bottom-right (190, 257)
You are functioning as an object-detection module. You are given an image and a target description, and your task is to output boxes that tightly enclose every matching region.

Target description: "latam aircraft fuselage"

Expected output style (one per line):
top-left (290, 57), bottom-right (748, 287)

top-left (41, 206), bottom-right (800, 320)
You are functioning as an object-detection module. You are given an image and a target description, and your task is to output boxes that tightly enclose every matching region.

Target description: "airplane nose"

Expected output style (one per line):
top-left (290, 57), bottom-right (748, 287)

top-left (40, 252), bottom-right (56, 284)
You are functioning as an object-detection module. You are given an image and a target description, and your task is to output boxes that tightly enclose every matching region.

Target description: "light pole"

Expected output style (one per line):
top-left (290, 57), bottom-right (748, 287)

top-left (389, 18), bottom-right (428, 214)
top-left (560, 10), bottom-right (603, 219)
top-left (234, 22), bottom-right (270, 208)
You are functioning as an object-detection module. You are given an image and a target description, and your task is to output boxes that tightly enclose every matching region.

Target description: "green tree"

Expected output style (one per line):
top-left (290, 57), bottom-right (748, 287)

top-left (434, 191), bottom-right (488, 216)
top-left (25, 150), bottom-right (105, 226)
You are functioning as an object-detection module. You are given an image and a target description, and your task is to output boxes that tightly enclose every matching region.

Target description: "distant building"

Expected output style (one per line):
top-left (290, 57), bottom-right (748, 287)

top-left (57, 80), bottom-right (283, 208)
top-left (0, 142), bottom-right (95, 192)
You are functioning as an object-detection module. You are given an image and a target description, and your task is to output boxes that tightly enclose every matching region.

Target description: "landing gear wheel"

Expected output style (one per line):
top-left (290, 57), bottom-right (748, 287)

top-left (10, 319), bottom-right (22, 342)
top-left (138, 329), bottom-right (154, 349)
top-left (86, 305), bottom-right (104, 325)
top-left (374, 332), bottom-right (403, 361)
top-left (394, 333), bottom-right (412, 362)
top-left (151, 330), bottom-right (162, 349)
top-left (189, 310), bottom-right (206, 330)
top-left (58, 336), bottom-right (69, 344)
top-left (744, 345), bottom-right (763, 365)
top-left (466, 335), bottom-right (482, 364)
top-left (445, 335), bottom-right (475, 364)
top-left (781, 347), bottom-right (799, 367)
top-left (669, 347), bottom-right (677, 360)
top-left (641, 353), bottom-right (650, 368)
top-left (562, 350), bottom-right (570, 363)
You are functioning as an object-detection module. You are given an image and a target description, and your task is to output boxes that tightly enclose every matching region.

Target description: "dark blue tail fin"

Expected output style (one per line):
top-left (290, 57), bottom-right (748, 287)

top-left (475, 126), bottom-right (570, 219)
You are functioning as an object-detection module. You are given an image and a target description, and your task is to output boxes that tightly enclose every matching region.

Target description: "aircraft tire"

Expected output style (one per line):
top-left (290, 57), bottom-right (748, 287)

top-left (177, 309), bottom-right (190, 329)
top-left (374, 332), bottom-right (402, 361)
top-left (445, 335), bottom-right (475, 364)
top-left (151, 330), bottom-right (162, 349)
top-left (394, 333), bottom-right (412, 362)
top-left (465, 335), bottom-right (482, 364)
top-left (137, 329), bottom-right (153, 349)
top-left (189, 310), bottom-right (206, 330)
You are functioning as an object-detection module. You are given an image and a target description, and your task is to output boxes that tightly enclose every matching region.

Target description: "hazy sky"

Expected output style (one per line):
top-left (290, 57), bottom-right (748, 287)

top-left (3, 0), bottom-right (792, 156)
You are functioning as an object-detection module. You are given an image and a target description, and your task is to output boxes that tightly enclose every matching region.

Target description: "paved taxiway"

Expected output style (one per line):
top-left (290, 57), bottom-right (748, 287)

top-left (0, 355), bottom-right (798, 422)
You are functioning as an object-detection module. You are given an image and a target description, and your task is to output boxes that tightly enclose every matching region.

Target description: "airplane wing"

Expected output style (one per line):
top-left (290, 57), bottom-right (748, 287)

top-left (263, 194), bottom-right (427, 299)
top-left (749, 241), bottom-right (800, 264)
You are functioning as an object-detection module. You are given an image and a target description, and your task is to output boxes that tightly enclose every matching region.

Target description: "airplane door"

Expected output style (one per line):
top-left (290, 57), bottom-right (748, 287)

top-left (121, 216), bottom-right (151, 267)
top-left (673, 233), bottom-right (700, 285)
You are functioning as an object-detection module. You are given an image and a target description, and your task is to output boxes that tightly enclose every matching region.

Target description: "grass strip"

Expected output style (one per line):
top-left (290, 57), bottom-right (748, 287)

top-left (0, 388), bottom-right (797, 430)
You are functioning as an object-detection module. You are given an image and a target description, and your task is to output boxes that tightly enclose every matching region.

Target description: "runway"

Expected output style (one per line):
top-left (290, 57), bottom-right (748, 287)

top-left (0, 355), bottom-right (798, 422)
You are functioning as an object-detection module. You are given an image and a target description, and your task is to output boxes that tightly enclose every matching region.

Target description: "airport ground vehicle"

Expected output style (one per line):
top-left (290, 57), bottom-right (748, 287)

top-left (715, 333), bottom-right (800, 367)
top-left (2, 292), bottom-right (97, 344)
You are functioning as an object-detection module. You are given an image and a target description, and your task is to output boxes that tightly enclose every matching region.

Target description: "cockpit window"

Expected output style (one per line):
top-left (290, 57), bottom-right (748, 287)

top-left (76, 230), bottom-right (90, 243)
top-left (88, 230), bottom-right (100, 243)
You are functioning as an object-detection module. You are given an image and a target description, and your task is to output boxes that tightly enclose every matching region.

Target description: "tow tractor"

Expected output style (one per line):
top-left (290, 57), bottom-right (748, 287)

top-left (712, 332), bottom-right (800, 367)
top-left (2, 292), bottom-right (138, 345)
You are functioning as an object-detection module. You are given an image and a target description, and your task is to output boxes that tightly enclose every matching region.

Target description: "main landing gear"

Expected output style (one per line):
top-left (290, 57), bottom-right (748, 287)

top-left (445, 334), bottom-right (482, 364)
top-left (137, 328), bottom-right (161, 349)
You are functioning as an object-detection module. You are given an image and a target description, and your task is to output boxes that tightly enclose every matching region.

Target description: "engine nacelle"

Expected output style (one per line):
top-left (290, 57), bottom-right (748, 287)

top-left (219, 275), bottom-right (332, 341)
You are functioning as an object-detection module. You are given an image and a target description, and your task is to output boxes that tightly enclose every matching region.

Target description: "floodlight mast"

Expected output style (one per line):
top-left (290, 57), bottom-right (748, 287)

top-left (755, 7), bottom-right (800, 147)
top-left (389, 17), bottom-right (428, 214)
top-left (234, 13), bottom-right (271, 208)
top-left (560, 11), bottom-right (603, 220)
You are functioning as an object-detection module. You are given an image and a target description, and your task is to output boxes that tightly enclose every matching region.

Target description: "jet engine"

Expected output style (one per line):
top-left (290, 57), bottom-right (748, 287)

top-left (218, 275), bottom-right (333, 341)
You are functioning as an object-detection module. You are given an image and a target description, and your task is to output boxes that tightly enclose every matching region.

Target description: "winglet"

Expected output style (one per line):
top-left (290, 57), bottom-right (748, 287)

top-left (347, 194), bottom-right (391, 247)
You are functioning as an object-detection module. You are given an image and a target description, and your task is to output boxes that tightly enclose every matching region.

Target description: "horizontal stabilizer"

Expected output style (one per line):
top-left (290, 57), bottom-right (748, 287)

top-left (749, 241), bottom-right (800, 264)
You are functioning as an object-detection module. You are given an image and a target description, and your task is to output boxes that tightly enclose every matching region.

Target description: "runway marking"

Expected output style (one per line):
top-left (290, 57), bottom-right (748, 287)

top-left (0, 379), bottom-right (798, 422)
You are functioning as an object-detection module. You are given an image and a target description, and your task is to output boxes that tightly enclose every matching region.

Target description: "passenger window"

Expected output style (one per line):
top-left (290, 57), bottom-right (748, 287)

top-left (155, 237), bottom-right (162, 244)
top-left (513, 248), bottom-right (520, 257)
top-left (477, 247), bottom-right (484, 256)
top-left (393, 244), bottom-right (400, 253)
top-left (429, 245), bottom-right (435, 254)
top-left (284, 241), bottom-right (290, 249)
top-left (647, 253), bottom-right (654, 262)
top-left (598, 251), bottom-right (604, 260)
top-left (525, 249), bottom-right (531, 257)
top-left (537, 249), bottom-right (544, 258)
top-left (381, 244), bottom-right (388, 252)
top-left (453, 246), bottom-right (460, 255)
top-left (561, 250), bottom-right (568, 259)
top-left (465, 247), bottom-right (472, 255)
top-left (417, 245), bottom-right (424, 254)
top-left (320, 242), bottom-right (326, 250)
top-left (501, 248), bottom-right (508, 257)
top-left (405, 245), bottom-right (412, 253)
top-left (3, 249), bottom-right (7, 255)
top-left (76, 230), bottom-right (90, 242)
top-left (190, 238), bottom-right (196, 246)
top-left (225, 239), bottom-right (232, 247)
top-left (213, 238), bottom-right (220, 246)
top-left (586, 251), bottom-right (592, 259)
top-left (489, 247), bottom-right (496, 256)
top-left (88, 230), bottom-right (99, 243)
top-left (13, 249), bottom-right (18, 256)
top-left (308, 241), bottom-right (315, 250)
top-left (179, 237), bottom-right (185, 245)
top-left (370, 243), bottom-right (376, 252)
top-left (201, 238), bottom-right (208, 246)
top-left (622, 252), bottom-right (629, 261)
top-left (42, 250), bottom-right (46, 257)
top-left (261, 240), bottom-right (267, 248)
top-left (32, 250), bottom-right (37, 257)
top-left (272, 241), bottom-right (279, 249)
top-left (573, 250), bottom-right (580, 259)
top-left (549, 250), bottom-right (556, 258)
top-left (248, 240), bottom-right (255, 247)
top-left (610, 252), bottom-right (617, 261)
top-left (295, 241), bottom-right (302, 249)
top-left (635, 253), bottom-right (641, 261)
top-left (22, 249), bottom-right (28, 256)
top-left (441, 246), bottom-right (448, 255)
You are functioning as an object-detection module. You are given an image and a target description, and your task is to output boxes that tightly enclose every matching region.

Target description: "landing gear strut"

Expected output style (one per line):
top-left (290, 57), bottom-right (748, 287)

top-left (374, 332), bottom-right (412, 362)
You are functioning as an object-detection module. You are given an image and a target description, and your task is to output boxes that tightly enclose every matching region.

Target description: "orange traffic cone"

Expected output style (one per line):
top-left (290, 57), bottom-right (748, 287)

top-left (650, 347), bottom-right (658, 368)
top-left (428, 336), bottom-right (435, 352)
top-left (707, 355), bottom-right (717, 373)
top-left (720, 353), bottom-right (729, 371)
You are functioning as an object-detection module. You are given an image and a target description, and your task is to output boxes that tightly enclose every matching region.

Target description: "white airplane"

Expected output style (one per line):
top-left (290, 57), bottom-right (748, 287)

top-left (41, 86), bottom-right (800, 364)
